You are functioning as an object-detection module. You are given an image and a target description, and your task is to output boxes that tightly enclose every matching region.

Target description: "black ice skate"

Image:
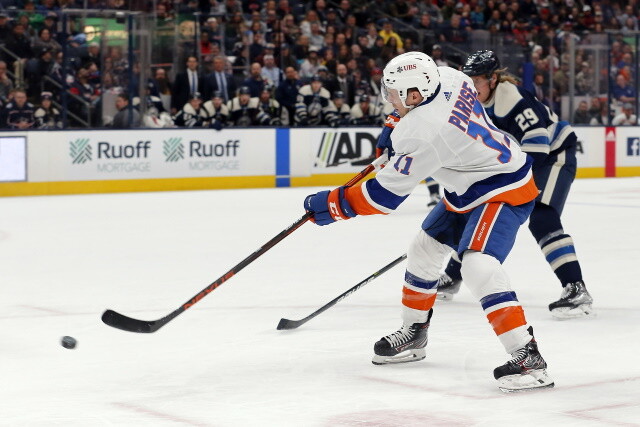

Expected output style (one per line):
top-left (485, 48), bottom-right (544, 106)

top-left (372, 309), bottom-right (432, 365)
top-left (427, 193), bottom-right (441, 210)
top-left (436, 273), bottom-right (462, 301)
top-left (493, 327), bottom-right (554, 393)
top-left (549, 281), bottom-right (595, 319)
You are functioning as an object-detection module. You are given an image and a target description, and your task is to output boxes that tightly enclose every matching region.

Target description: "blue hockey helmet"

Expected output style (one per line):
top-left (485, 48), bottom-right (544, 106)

top-left (462, 50), bottom-right (500, 77)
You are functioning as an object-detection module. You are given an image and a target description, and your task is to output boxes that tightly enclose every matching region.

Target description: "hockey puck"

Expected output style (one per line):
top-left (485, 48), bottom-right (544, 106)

top-left (61, 336), bottom-right (77, 349)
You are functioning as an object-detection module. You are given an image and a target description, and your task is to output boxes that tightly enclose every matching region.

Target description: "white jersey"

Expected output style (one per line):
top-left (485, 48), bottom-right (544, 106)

top-left (345, 67), bottom-right (537, 214)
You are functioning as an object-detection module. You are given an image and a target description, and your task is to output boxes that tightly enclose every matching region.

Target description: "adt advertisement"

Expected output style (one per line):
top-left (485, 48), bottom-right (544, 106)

top-left (0, 136), bottom-right (27, 182)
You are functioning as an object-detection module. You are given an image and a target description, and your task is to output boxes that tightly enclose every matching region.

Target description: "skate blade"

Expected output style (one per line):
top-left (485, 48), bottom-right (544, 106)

top-left (551, 304), bottom-right (596, 320)
top-left (372, 348), bottom-right (426, 365)
top-left (436, 291), bottom-right (456, 301)
top-left (497, 369), bottom-right (555, 393)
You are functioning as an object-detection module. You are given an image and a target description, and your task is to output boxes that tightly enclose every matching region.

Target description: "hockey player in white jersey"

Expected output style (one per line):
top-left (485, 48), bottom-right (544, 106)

top-left (437, 50), bottom-right (594, 319)
top-left (303, 52), bottom-right (554, 392)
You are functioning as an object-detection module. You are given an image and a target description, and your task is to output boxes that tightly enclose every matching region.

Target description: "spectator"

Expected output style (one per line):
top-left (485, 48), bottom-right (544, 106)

top-left (366, 67), bottom-right (384, 106)
top-left (279, 43), bottom-right (298, 71)
top-left (276, 0), bottom-right (292, 19)
top-left (324, 8), bottom-right (344, 32)
top-left (248, 31), bottom-right (265, 63)
top-left (242, 62), bottom-right (266, 97)
top-left (2, 89), bottom-right (35, 129)
top-left (308, 21), bottom-right (325, 51)
top-left (416, 13), bottom-right (439, 50)
top-left (532, 72), bottom-right (550, 106)
top-left (332, 90), bottom-right (351, 126)
top-left (69, 66), bottom-right (100, 126)
top-left (612, 102), bottom-right (637, 126)
top-left (300, 46), bottom-right (322, 80)
top-left (440, 13), bottom-right (469, 44)
top-left (430, 44), bottom-right (447, 66)
top-left (380, 36), bottom-right (401, 64)
top-left (294, 74), bottom-right (338, 127)
top-left (349, 94), bottom-right (383, 126)
top-left (326, 63), bottom-right (356, 106)
top-left (322, 47), bottom-right (337, 74)
top-left (552, 62), bottom-right (570, 96)
top-left (0, 61), bottom-right (14, 105)
top-left (25, 47), bottom-right (55, 99)
top-left (337, 0), bottom-right (352, 23)
top-left (261, 54), bottom-right (283, 87)
top-left (256, 85), bottom-right (288, 125)
top-left (5, 24), bottom-right (33, 69)
top-left (575, 62), bottom-right (595, 96)
top-left (227, 86), bottom-right (260, 126)
top-left (378, 19), bottom-right (404, 50)
top-left (388, 0), bottom-right (415, 24)
top-left (152, 67), bottom-right (172, 98)
top-left (572, 100), bottom-right (591, 125)
top-left (34, 91), bottom-right (62, 129)
top-left (204, 16), bottom-right (224, 47)
top-left (32, 28), bottom-right (62, 55)
top-left (202, 90), bottom-right (230, 130)
top-left (173, 91), bottom-right (206, 127)
top-left (300, 9), bottom-right (323, 37)
top-left (205, 55), bottom-right (235, 102)
top-left (275, 65), bottom-right (301, 122)
top-left (171, 56), bottom-right (205, 114)
top-left (470, 4), bottom-right (486, 29)
top-left (111, 93), bottom-right (141, 129)
top-left (0, 13), bottom-right (12, 42)
top-left (612, 74), bottom-right (636, 105)
top-left (293, 34), bottom-right (312, 63)
top-left (588, 97), bottom-right (605, 125)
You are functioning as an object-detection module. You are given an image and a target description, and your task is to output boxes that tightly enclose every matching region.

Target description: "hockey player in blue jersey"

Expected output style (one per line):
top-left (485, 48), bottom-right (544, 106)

top-left (437, 50), bottom-right (594, 319)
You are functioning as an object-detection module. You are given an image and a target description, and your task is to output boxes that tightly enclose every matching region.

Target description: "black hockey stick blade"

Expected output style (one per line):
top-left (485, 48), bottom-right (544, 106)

top-left (102, 310), bottom-right (164, 333)
top-left (277, 253), bottom-right (407, 330)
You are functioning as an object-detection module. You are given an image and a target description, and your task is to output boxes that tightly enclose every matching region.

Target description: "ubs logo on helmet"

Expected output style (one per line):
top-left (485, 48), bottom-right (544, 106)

top-left (397, 64), bottom-right (417, 73)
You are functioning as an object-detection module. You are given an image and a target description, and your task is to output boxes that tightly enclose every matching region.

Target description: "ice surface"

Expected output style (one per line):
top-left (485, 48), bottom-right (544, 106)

top-left (1, 178), bottom-right (639, 426)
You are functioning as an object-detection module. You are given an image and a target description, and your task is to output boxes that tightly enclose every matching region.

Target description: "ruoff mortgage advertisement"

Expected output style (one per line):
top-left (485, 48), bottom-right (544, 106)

top-left (27, 129), bottom-right (276, 182)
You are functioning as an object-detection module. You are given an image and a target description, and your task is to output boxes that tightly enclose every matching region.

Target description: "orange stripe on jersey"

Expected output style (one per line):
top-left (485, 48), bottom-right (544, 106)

top-left (487, 175), bottom-right (539, 206)
top-left (402, 287), bottom-right (437, 311)
top-left (469, 202), bottom-right (501, 252)
top-left (486, 306), bottom-right (527, 336)
top-left (442, 175), bottom-right (539, 213)
top-left (344, 182), bottom-right (386, 216)
top-left (385, 114), bottom-right (400, 128)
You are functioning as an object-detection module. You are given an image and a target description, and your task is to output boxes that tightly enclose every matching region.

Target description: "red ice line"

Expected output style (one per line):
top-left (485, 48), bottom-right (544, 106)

top-left (112, 401), bottom-right (214, 427)
top-left (565, 402), bottom-right (640, 427)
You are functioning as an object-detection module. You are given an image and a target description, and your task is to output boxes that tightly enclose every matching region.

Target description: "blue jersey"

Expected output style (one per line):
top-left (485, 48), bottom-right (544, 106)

top-left (482, 81), bottom-right (576, 168)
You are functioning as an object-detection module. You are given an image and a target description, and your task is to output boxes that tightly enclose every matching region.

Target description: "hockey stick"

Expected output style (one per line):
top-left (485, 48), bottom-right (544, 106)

top-left (277, 253), bottom-right (407, 330)
top-left (101, 156), bottom-right (386, 333)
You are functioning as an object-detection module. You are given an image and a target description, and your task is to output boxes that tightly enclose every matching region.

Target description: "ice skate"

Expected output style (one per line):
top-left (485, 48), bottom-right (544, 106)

top-left (372, 310), bottom-right (432, 365)
top-left (436, 273), bottom-right (462, 301)
top-left (549, 281), bottom-right (595, 319)
top-left (427, 193), bottom-right (441, 211)
top-left (494, 327), bottom-right (554, 393)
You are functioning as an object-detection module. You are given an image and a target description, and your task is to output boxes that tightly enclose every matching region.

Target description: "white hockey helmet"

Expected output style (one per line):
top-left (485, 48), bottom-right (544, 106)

top-left (381, 51), bottom-right (440, 108)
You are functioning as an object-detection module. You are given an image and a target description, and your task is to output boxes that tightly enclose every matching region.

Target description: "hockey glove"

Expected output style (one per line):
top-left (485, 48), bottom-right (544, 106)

top-left (376, 111), bottom-right (400, 160)
top-left (304, 187), bottom-right (357, 226)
